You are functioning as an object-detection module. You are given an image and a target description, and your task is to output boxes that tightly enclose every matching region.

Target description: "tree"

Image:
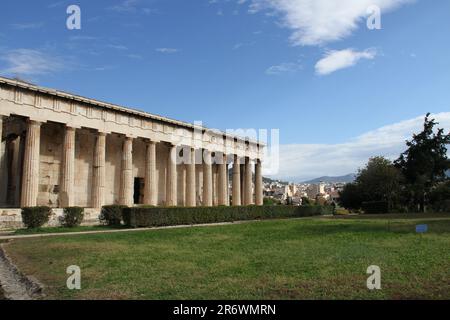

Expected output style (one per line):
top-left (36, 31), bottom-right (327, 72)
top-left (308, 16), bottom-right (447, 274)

top-left (301, 197), bottom-right (312, 206)
top-left (356, 156), bottom-right (403, 210)
top-left (338, 157), bottom-right (402, 212)
top-left (395, 113), bottom-right (450, 212)
top-left (338, 183), bottom-right (363, 211)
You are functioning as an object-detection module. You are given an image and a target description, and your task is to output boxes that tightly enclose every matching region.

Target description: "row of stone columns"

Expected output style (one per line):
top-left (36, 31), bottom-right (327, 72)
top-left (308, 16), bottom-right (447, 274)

top-left (11, 118), bottom-right (263, 208)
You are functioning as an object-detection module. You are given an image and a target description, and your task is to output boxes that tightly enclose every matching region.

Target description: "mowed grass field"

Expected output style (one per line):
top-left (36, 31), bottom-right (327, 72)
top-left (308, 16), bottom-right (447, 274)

top-left (4, 214), bottom-right (450, 300)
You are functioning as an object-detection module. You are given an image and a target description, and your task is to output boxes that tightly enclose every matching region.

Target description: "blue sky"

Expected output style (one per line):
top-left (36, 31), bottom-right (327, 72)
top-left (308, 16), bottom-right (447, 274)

top-left (1, 0), bottom-right (449, 181)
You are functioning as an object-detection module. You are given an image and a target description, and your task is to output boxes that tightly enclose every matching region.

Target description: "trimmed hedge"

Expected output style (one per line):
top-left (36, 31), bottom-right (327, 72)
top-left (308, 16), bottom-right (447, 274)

top-left (21, 206), bottom-right (52, 229)
top-left (100, 205), bottom-right (127, 226)
top-left (122, 205), bottom-right (333, 228)
top-left (60, 207), bottom-right (84, 227)
top-left (431, 200), bottom-right (450, 213)
top-left (362, 201), bottom-right (389, 214)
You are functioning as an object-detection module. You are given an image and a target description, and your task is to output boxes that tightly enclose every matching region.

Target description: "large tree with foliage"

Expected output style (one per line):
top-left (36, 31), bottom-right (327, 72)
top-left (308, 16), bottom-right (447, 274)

top-left (394, 113), bottom-right (450, 212)
top-left (339, 156), bottom-right (402, 211)
top-left (356, 156), bottom-right (403, 209)
top-left (338, 183), bottom-right (363, 211)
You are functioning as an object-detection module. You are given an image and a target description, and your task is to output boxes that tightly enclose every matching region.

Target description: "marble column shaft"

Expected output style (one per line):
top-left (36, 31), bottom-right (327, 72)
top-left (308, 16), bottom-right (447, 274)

top-left (244, 157), bottom-right (253, 205)
top-left (21, 120), bottom-right (41, 207)
top-left (119, 137), bottom-right (133, 206)
top-left (232, 155), bottom-right (241, 206)
top-left (186, 148), bottom-right (196, 207)
top-left (255, 159), bottom-right (263, 206)
top-left (218, 153), bottom-right (228, 206)
top-left (144, 141), bottom-right (157, 206)
top-left (202, 150), bottom-right (213, 206)
top-left (92, 132), bottom-right (106, 208)
top-left (61, 126), bottom-right (76, 207)
top-left (166, 144), bottom-right (177, 206)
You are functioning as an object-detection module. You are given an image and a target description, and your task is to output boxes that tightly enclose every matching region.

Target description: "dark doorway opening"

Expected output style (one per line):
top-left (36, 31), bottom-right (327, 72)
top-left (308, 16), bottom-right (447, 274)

top-left (134, 178), bottom-right (144, 205)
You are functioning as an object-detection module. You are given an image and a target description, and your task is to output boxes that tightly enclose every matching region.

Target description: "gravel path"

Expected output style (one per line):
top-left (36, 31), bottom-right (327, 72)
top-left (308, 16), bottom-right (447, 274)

top-left (0, 243), bottom-right (43, 300)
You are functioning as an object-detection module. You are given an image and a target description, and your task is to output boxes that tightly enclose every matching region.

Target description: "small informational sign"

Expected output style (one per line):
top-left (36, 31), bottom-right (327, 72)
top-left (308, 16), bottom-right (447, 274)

top-left (416, 224), bottom-right (428, 233)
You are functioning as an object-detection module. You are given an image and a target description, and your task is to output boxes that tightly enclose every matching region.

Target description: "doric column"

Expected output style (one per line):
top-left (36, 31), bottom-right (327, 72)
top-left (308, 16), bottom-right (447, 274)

top-left (245, 157), bottom-right (254, 205)
top-left (143, 141), bottom-right (157, 206)
top-left (202, 149), bottom-right (212, 206)
top-left (0, 116), bottom-right (6, 206)
top-left (21, 120), bottom-right (41, 207)
top-left (232, 155), bottom-right (241, 206)
top-left (92, 132), bottom-right (106, 209)
top-left (166, 144), bottom-right (177, 206)
top-left (119, 137), bottom-right (133, 206)
top-left (240, 163), bottom-right (245, 205)
top-left (255, 159), bottom-right (263, 206)
top-left (60, 126), bottom-right (76, 207)
top-left (186, 148), bottom-right (196, 207)
top-left (218, 153), bottom-right (228, 206)
top-left (212, 164), bottom-right (217, 206)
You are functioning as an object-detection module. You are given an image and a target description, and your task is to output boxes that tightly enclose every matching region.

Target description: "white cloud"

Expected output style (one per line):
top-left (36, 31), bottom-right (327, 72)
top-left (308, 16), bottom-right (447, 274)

top-left (265, 113), bottom-right (450, 182)
top-left (156, 48), bottom-right (179, 54)
top-left (266, 62), bottom-right (302, 75)
top-left (0, 49), bottom-right (65, 77)
top-left (315, 48), bottom-right (376, 75)
top-left (247, 0), bottom-right (413, 46)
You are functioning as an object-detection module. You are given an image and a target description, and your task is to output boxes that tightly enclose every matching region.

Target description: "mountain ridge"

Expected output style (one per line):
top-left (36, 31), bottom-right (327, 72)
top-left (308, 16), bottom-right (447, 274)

top-left (302, 174), bottom-right (356, 184)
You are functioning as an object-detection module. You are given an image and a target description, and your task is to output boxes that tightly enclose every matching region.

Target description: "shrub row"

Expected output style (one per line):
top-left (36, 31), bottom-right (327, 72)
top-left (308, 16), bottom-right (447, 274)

top-left (122, 205), bottom-right (333, 228)
top-left (21, 207), bottom-right (52, 229)
top-left (21, 207), bottom-right (84, 229)
top-left (60, 207), bottom-right (84, 227)
top-left (99, 205), bottom-right (128, 226)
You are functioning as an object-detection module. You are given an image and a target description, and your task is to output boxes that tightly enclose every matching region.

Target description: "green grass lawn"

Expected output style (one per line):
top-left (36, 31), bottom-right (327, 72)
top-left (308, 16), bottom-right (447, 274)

top-left (4, 215), bottom-right (450, 300)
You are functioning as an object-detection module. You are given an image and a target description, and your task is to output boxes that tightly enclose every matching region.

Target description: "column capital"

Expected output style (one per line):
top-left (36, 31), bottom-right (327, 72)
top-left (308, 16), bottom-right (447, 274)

top-left (27, 119), bottom-right (42, 126)
top-left (147, 139), bottom-right (158, 145)
top-left (65, 125), bottom-right (78, 132)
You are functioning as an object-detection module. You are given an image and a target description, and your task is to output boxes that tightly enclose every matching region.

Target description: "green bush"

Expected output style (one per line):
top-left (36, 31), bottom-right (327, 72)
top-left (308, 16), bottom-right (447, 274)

top-left (21, 206), bottom-right (52, 229)
top-left (122, 205), bottom-right (332, 228)
top-left (61, 207), bottom-right (84, 227)
top-left (362, 201), bottom-right (389, 214)
top-left (100, 205), bottom-right (127, 226)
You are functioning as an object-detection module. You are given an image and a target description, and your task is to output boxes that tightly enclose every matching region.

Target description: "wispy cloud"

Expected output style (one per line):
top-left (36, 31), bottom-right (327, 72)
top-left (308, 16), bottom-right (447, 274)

top-left (69, 35), bottom-right (98, 41)
top-left (0, 49), bottom-right (66, 77)
top-left (127, 53), bottom-right (143, 59)
top-left (10, 22), bottom-right (44, 30)
top-left (247, 0), bottom-right (413, 46)
top-left (266, 61), bottom-right (302, 75)
top-left (155, 48), bottom-right (179, 54)
top-left (315, 48), bottom-right (376, 75)
top-left (233, 41), bottom-right (256, 50)
top-left (267, 113), bottom-right (450, 181)
top-left (107, 44), bottom-right (129, 50)
top-left (108, 0), bottom-right (156, 14)
top-left (48, 1), bottom-right (67, 9)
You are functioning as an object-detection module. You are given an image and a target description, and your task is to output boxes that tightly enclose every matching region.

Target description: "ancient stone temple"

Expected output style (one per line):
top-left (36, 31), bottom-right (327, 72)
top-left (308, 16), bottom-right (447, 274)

top-left (0, 76), bottom-right (264, 221)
